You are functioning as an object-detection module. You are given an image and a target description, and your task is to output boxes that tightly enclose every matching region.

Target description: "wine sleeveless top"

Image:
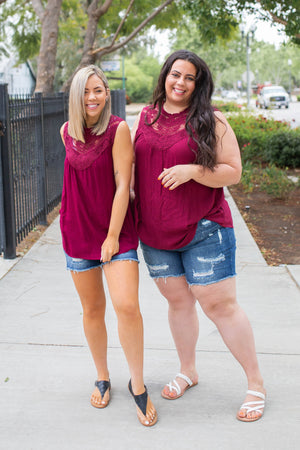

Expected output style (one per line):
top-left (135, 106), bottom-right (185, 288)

top-left (60, 115), bottom-right (138, 259)
top-left (134, 105), bottom-right (233, 250)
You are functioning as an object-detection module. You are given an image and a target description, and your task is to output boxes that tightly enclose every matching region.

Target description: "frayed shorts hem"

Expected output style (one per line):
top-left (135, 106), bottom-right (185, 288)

top-left (64, 249), bottom-right (139, 273)
top-left (187, 273), bottom-right (237, 287)
top-left (151, 272), bottom-right (236, 286)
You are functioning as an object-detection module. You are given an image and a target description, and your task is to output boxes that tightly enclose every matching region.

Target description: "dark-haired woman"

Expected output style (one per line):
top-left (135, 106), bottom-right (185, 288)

top-left (131, 50), bottom-right (265, 422)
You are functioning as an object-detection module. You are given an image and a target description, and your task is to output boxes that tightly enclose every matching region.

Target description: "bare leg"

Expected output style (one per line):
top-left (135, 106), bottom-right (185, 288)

top-left (71, 268), bottom-right (110, 406)
top-left (155, 276), bottom-right (199, 395)
top-left (104, 260), bottom-right (156, 425)
top-left (192, 277), bottom-right (265, 420)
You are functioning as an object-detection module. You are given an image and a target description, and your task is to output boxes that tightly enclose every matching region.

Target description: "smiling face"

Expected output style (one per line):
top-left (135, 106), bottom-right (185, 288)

top-left (164, 59), bottom-right (197, 111)
top-left (84, 74), bottom-right (108, 127)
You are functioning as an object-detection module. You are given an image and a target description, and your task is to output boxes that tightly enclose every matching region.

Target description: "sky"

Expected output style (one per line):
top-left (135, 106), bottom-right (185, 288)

top-left (244, 14), bottom-right (287, 48)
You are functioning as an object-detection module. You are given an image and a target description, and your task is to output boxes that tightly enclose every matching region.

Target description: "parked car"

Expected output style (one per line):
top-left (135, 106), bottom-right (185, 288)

top-left (257, 85), bottom-right (289, 109)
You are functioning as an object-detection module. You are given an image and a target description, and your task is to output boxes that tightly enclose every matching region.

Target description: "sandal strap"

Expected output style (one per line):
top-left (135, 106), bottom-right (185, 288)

top-left (128, 379), bottom-right (148, 416)
top-left (241, 407), bottom-right (264, 414)
top-left (166, 379), bottom-right (181, 395)
top-left (176, 373), bottom-right (193, 387)
top-left (247, 389), bottom-right (265, 400)
top-left (241, 401), bottom-right (265, 407)
top-left (95, 380), bottom-right (111, 399)
top-left (165, 373), bottom-right (194, 396)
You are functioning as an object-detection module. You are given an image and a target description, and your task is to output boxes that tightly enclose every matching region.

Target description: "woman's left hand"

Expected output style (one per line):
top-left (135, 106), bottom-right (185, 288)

top-left (158, 165), bottom-right (193, 190)
top-left (101, 236), bottom-right (119, 263)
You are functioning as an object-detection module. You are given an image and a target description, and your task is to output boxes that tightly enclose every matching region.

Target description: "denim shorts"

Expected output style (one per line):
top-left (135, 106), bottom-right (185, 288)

top-left (140, 219), bottom-right (236, 286)
top-left (65, 249), bottom-right (139, 273)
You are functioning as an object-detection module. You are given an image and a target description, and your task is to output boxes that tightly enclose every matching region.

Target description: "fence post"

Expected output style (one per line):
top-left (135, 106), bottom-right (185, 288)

top-left (0, 84), bottom-right (16, 259)
top-left (111, 89), bottom-right (126, 119)
top-left (35, 92), bottom-right (48, 225)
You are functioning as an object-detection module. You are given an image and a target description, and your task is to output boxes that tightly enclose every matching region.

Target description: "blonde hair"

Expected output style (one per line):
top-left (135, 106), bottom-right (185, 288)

top-left (68, 65), bottom-right (111, 142)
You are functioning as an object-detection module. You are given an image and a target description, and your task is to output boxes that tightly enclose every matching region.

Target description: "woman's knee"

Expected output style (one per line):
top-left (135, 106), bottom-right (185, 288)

top-left (114, 297), bottom-right (141, 320)
top-left (201, 295), bottom-right (237, 320)
top-left (156, 277), bottom-right (195, 309)
top-left (82, 301), bottom-right (106, 321)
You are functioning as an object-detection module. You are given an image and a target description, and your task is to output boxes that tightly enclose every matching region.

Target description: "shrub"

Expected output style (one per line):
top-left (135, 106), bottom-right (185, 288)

top-left (213, 100), bottom-right (242, 112)
top-left (260, 165), bottom-right (295, 198)
top-left (239, 162), bottom-right (296, 198)
top-left (239, 161), bottom-right (259, 193)
top-left (264, 131), bottom-right (300, 168)
top-left (226, 113), bottom-right (299, 168)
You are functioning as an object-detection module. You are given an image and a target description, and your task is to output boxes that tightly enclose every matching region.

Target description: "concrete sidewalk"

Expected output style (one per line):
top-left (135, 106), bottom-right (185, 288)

top-left (0, 190), bottom-right (300, 450)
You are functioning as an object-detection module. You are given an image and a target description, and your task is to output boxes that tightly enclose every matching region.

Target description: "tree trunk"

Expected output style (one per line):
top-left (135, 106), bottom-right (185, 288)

top-left (61, 1), bottom-right (113, 92)
top-left (34, 0), bottom-right (62, 94)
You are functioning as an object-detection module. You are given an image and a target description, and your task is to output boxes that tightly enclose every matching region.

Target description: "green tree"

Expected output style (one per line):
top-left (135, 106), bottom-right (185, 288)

top-left (182, 0), bottom-right (300, 44)
top-left (0, 0), bottom-right (179, 93)
top-left (171, 19), bottom-right (300, 93)
top-left (105, 52), bottom-right (161, 103)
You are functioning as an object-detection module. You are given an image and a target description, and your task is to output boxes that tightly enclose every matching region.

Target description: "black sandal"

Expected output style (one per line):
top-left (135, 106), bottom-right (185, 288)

top-left (91, 380), bottom-right (111, 409)
top-left (128, 379), bottom-right (157, 427)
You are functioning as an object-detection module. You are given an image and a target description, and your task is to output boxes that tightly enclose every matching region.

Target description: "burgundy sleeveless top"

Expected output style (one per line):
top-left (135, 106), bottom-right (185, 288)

top-left (60, 115), bottom-right (138, 259)
top-left (134, 105), bottom-right (233, 250)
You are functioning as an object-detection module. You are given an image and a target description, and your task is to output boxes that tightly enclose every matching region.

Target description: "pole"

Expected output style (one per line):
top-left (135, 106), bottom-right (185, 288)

top-left (122, 55), bottom-right (125, 90)
top-left (246, 34), bottom-right (251, 109)
top-left (0, 84), bottom-right (16, 258)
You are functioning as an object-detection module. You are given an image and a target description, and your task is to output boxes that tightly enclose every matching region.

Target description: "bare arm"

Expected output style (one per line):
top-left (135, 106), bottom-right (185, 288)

top-left (101, 120), bottom-right (134, 262)
top-left (60, 122), bottom-right (67, 145)
top-left (158, 110), bottom-right (242, 190)
top-left (129, 112), bottom-right (142, 198)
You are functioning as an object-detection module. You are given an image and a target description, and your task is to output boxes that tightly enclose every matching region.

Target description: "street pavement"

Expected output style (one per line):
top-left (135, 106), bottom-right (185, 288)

top-left (1, 191), bottom-right (300, 447)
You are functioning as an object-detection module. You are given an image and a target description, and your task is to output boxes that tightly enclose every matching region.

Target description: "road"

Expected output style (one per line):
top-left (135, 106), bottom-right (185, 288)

top-left (255, 100), bottom-right (300, 129)
top-left (126, 101), bottom-right (300, 129)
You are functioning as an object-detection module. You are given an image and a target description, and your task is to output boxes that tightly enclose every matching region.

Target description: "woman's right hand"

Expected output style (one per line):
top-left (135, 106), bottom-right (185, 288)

top-left (101, 236), bottom-right (119, 263)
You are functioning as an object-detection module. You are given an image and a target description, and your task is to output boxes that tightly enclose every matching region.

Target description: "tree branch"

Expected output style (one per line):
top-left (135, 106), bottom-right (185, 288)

top-left (110, 0), bottom-right (135, 47)
top-left (255, 0), bottom-right (300, 39)
top-left (30, 0), bottom-right (45, 22)
top-left (91, 0), bottom-right (114, 17)
top-left (90, 0), bottom-right (174, 56)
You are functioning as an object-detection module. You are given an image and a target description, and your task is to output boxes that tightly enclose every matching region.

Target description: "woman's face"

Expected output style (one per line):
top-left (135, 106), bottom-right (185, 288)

top-left (84, 74), bottom-right (108, 127)
top-left (164, 59), bottom-right (197, 109)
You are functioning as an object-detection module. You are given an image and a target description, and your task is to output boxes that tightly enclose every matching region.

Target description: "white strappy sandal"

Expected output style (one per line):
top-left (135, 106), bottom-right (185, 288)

top-left (237, 389), bottom-right (266, 422)
top-left (161, 373), bottom-right (198, 400)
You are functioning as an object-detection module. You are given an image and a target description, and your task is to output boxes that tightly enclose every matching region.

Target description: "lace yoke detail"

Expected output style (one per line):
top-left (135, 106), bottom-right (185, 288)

top-left (141, 105), bottom-right (189, 150)
top-left (64, 116), bottom-right (122, 170)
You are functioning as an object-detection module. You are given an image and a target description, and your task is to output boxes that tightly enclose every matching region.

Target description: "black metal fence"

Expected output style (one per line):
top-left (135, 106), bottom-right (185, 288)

top-left (0, 85), bottom-right (126, 259)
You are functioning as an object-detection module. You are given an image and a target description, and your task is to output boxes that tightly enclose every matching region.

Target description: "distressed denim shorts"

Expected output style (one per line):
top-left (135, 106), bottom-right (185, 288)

top-left (140, 219), bottom-right (236, 286)
top-left (65, 249), bottom-right (139, 273)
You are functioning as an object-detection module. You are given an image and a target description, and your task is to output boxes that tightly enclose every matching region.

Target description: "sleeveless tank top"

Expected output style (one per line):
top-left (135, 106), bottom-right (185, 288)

top-left (60, 115), bottom-right (138, 259)
top-left (134, 105), bottom-right (233, 250)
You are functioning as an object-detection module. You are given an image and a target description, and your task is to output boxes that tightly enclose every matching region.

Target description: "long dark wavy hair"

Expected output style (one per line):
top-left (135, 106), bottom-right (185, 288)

top-left (149, 50), bottom-right (218, 169)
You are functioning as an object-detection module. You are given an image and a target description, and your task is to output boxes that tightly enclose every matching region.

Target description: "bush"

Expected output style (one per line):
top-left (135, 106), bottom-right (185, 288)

top-left (260, 165), bottom-right (295, 198)
top-left (226, 113), bottom-right (299, 168)
top-left (239, 161), bottom-right (296, 198)
top-left (213, 100), bottom-right (242, 112)
top-left (264, 131), bottom-right (300, 168)
top-left (239, 161), bottom-right (259, 192)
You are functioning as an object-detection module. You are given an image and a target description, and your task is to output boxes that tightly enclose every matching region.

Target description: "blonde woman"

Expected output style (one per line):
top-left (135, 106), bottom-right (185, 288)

top-left (59, 65), bottom-right (157, 427)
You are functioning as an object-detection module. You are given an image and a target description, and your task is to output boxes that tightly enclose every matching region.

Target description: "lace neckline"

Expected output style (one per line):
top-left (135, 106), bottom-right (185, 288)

top-left (161, 103), bottom-right (190, 118)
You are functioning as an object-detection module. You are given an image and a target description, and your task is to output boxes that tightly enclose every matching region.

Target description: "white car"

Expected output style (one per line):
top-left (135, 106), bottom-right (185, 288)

top-left (257, 86), bottom-right (289, 109)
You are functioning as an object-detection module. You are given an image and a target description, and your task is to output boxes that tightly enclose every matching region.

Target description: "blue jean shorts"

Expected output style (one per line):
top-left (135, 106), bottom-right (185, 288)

top-left (140, 219), bottom-right (236, 286)
top-left (65, 249), bottom-right (139, 273)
